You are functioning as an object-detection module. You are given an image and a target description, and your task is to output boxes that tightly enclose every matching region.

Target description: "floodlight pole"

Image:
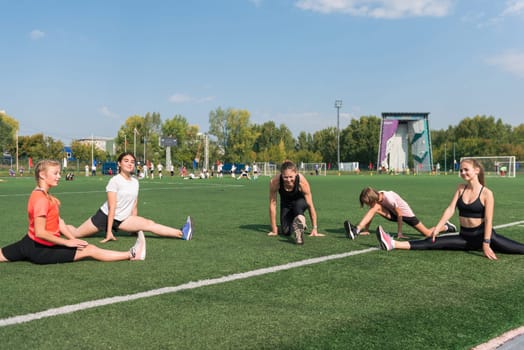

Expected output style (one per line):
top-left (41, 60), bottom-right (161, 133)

top-left (91, 134), bottom-right (94, 169)
top-left (335, 100), bottom-right (342, 176)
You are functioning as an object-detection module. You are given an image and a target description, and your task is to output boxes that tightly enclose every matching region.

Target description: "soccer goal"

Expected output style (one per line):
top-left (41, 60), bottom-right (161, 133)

top-left (299, 162), bottom-right (327, 176)
top-left (459, 156), bottom-right (516, 178)
top-left (253, 162), bottom-right (277, 177)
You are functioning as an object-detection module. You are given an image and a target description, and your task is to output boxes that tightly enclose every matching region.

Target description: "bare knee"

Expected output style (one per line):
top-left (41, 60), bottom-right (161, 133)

top-left (74, 244), bottom-right (98, 260)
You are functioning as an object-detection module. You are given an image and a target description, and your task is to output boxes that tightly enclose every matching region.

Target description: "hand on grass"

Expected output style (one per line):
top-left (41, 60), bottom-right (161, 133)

top-left (100, 233), bottom-right (117, 243)
top-left (483, 245), bottom-right (498, 260)
top-left (267, 231), bottom-right (278, 236)
top-left (309, 228), bottom-right (325, 237)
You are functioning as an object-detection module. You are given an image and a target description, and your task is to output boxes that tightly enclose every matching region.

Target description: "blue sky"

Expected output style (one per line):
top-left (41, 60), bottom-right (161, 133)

top-left (1, 0), bottom-right (523, 144)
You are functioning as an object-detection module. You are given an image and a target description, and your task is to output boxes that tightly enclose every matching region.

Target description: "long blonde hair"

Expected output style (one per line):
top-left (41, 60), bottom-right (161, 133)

top-left (34, 159), bottom-right (61, 205)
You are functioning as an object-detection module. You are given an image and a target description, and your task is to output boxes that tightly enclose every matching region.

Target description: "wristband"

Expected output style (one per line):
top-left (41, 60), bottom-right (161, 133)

top-left (483, 239), bottom-right (491, 244)
top-left (313, 226), bottom-right (318, 229)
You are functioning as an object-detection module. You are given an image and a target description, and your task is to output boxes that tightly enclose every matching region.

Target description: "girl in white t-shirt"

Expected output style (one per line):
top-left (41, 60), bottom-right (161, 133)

top-left (69, 152), bottom-right (193, 242)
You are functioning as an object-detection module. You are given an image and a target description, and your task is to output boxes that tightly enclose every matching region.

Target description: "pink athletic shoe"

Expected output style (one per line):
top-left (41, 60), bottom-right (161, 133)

top-left (376, 226), bottom-right (394, 251)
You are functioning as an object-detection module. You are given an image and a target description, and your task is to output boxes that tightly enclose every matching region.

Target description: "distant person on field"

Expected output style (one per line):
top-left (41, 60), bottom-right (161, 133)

top-left (344, 187), bottom-right (457, 240)
top-left (268, 160), bottom-right (324, 245)
top-left (68, 152), bottom-right (193, 243)
top-left (376, 158), bottom-right (524, 260)
top-left (237, 164), bottom-right (251, 180)
top-left (252, 162), bottom-right (259, 179)
top-left (157, 162), bottom-right (163, 179)
top-left (0, 159), bottom-right (145, 264)
top-left (217, 162), bottom-right (223, 178)
top-left (149, 161), bottom-right (154, 179)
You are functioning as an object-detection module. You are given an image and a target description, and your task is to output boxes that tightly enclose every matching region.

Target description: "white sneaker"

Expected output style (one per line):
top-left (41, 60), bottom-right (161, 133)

top-left (376, 226), bottom-right (394, 251)
top-left (292, 215), bottom-right (306, 245)
top-left (130, 231), bottom-right (146, 260)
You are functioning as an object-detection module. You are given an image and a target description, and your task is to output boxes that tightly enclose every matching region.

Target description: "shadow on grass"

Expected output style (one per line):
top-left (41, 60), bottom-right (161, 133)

top-left (239, 223), bottom-right (270, 233)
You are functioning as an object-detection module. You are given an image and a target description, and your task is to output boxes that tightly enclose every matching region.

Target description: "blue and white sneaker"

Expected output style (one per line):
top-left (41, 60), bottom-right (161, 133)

top-left (376, 226), bottom-right (394, 251)
top-left (181, 216), bottom-right (193, 240)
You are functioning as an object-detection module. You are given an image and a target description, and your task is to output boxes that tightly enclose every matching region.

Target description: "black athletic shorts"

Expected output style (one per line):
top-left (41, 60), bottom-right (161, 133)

top-left (387, 211), bottom-right (420, 227)
top-left (2, 234), bottom-right (76, 265)
top-left (90, 209), bottom-right (124, 232)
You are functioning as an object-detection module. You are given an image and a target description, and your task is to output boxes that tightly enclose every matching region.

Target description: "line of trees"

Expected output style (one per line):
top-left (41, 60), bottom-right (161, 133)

top-left (1, 109), bottom-right (523, 171)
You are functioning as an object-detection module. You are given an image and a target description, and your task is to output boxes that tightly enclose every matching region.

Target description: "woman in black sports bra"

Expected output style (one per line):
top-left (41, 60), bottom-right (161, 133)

top-left (268, 160), bottom-right (324, 244)
top-left (376, 158), bottom-right (524, 259)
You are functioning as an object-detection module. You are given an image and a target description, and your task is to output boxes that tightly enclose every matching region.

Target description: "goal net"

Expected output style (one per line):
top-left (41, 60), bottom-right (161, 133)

top-left (299, 162), bottom-right (327, 176)
top-left (459, 156), bottom-right (516, 178)
top-left (253, 162), bottom-right (277, 177)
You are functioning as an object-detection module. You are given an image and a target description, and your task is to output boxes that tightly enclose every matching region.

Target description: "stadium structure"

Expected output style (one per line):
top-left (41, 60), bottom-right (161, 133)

top-left (377, 112), bottom-right (433, 173)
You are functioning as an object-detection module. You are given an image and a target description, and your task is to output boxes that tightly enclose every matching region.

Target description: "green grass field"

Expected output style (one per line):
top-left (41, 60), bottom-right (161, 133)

top-left (1, 173), bottom-right (523, 349)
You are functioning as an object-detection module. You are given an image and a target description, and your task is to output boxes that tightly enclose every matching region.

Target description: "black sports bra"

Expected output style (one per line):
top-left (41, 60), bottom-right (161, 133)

top-left (456, 186), bottom-right (485, 219)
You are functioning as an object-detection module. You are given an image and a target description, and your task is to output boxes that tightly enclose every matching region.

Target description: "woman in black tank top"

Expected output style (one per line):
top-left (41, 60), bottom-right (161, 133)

top-left (268, 160), bottom-right (324, 244)
top-left (375, 158), bottom-right (524, 259)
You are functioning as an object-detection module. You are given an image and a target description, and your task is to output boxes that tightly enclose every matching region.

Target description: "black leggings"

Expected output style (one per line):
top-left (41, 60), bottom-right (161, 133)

top-left (409, 225), bottom-right (524, 254)
top-left (280, 198), bottom-right (308, 235)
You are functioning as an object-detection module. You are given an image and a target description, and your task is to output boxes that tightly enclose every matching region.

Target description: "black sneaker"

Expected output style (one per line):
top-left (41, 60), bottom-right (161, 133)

top-left (344, 220), bottom-right (358, 240)
top-left (445, 221), bottom-right (457, 233)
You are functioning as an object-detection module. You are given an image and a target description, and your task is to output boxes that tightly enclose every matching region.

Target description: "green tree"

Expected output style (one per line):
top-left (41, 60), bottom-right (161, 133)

top-left (208, 107), bottom-right (228, 157)
top-left (70, 140), bottom-right (106, 166)
top-left (209, 107), bottom-right (257, 162)
top-left (143, 112), bottom-right (162, 163)
top-left (226, 109), bottom-right (257, 163)
top-left (115, 115), bottom-right (146, 160)
top-left (313, 127), bottom-right (337, 166)
top-left (18, 134), bottom-right (64, 161)
top-left (162, 115), bottom-right (193, 167)
top-left (296, 131), bottom-right (314, 152)
top-left (0, 112), bottom-right (19, 154)
top-left (341, 116), bottom-right (381, 167)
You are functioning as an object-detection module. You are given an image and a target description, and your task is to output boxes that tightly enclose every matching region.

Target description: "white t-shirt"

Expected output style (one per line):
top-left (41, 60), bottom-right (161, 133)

top-left (100, 174), bottom-right (139, 221)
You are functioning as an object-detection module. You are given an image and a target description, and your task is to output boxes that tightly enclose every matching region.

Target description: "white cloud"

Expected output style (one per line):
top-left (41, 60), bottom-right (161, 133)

top-left (501, 0), bottom-right (524, 16)
top-left (249, 0), bottom-right (263, 7)
top-left (99, 106), bottom-right (119, 119)
top-left (294, 0), bottom-right (453, 18)
top-left (168, 93), bottom-right (215, 104)
top-left (29, 29), bottom-right (45, 40)
top-left (486, 51), bottom-right (524, 78)
top-left (470, 1), bottom-right (524, 27)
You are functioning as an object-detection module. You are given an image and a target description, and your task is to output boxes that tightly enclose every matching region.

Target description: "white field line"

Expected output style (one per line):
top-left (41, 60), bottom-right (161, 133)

top-left (0, 248), bottom-right (377, 327)
top-left (0, 183), bottom-right (244, 198)
top-left (1, 221), bottom-right (523, 328)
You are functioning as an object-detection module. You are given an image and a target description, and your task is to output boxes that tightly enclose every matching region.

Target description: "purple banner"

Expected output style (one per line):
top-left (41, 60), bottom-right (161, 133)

top-left (379, 119), bottom-right (399, 166)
